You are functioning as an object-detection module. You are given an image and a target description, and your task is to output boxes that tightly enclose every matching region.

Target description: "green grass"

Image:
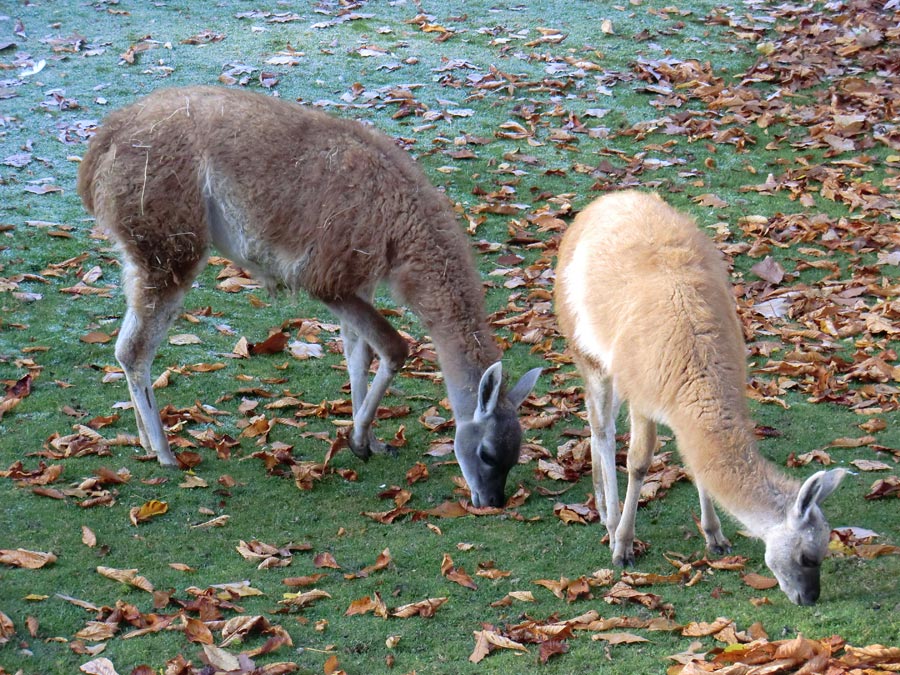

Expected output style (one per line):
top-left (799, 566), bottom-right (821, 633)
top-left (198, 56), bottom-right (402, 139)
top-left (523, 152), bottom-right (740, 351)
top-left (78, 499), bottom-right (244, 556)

top-left (1, 1), bottom-right (899, 673)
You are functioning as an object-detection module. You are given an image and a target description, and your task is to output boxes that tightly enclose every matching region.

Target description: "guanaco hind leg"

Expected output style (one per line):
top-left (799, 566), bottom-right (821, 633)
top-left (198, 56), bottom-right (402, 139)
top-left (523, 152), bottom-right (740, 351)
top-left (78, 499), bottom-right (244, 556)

top-left (115, 289), bottom-right (187, 467)
top-left (579, 362), bottom-right (621, 543)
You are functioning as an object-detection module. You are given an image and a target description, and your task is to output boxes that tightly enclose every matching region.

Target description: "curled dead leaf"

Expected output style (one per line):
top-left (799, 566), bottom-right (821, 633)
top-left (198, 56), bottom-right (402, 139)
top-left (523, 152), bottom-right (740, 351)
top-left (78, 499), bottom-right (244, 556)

top-left (0, 548), bottom-right (57, 569)
top-left (278, 588), bottom-right (331, 608)
top-left (0, 610), bottom-right (14, 645)
top-left (184, 616), bottom-right (214, 644)
top-left (313, 551), bottom-right (341, 569)
top-left (391, 597), bottom-right (448, 618)
top-left (96, 566), bottom-right (154, 592)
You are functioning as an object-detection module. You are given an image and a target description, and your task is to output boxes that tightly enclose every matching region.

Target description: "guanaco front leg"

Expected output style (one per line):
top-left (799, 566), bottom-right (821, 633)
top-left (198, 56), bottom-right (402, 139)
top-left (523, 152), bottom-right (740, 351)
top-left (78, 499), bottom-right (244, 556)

top-left (612, 409), bottom-right (656, 567)
top-left (697, 484), bottom-right (731, 554)
top-left (328, 295), bottom-right (409, 460)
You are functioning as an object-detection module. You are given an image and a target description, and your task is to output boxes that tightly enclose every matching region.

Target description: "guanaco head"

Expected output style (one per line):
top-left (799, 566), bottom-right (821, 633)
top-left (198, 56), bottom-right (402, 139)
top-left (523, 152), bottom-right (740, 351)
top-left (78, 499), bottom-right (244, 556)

top-left (454, 362), bottom-right (541, 508)
top-left (763, 469), bottom-right (848, 605)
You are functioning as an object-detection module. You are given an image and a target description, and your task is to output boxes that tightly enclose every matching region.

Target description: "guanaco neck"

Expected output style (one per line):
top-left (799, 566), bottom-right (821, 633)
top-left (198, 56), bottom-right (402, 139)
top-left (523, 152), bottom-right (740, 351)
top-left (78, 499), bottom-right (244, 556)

top-left (395, 210), bottom-right (502, 421)
top-left (668, 410), bottom-right (800, 539)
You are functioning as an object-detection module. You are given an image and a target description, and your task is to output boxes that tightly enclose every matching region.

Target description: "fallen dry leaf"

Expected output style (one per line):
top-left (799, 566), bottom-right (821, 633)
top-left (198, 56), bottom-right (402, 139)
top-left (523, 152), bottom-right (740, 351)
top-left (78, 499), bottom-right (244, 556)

top-left (441, 553), bottom-right (478, 590)
top-left (0, 611), bottom-right (14, 645)
top-left (278, 588), bottom-right (331, 609)
top-left (470, 629), bottom-right (529, 663)
top-left (345, 593), bottom-right (389, 618)
top-left (183, 616), bottom-right (214, 645)
top-left (96, 566), bottom-right (154, 592)
top-left (0, 548), bottom-right (57, 569)
top-left (0, 374), bottom-right (32, 421)
top-left (865, 476), bottom-right (900, 500)
top-left (313, 551), bottom-right (341, 569)
top-left (592, 632), bottom-right (651, 645)
top-left (741, 572), bottom-right (779, 590)
top-left (79, 657), bottom-right (120, 675)
top-left (850, 459), bottom-right (892, 472)
top-left (392, 597), bottom-right (448, 618)
top-left (129, 499), bottom-right (168, 525)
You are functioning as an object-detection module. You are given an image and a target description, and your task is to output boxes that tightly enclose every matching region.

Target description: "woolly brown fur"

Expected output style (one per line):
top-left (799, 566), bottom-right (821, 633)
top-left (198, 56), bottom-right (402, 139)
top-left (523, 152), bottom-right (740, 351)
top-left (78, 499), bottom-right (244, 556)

top-left (77, 86), bottom-right (500, 372)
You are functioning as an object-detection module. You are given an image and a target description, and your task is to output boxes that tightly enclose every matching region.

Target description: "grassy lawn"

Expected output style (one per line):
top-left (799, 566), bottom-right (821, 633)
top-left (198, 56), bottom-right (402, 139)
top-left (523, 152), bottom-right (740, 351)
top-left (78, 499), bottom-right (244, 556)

top-left (1, 1), bottom-right (898, 673)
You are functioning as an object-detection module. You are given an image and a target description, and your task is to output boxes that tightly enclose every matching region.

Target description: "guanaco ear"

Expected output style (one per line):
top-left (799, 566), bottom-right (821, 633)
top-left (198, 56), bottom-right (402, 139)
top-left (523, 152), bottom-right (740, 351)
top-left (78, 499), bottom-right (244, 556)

top-left (475, 361), bottom-right (503, 422)
top-left (507, 367), bottom-right (542, 410)
top-left (794, 469), bottom-right (848, 520)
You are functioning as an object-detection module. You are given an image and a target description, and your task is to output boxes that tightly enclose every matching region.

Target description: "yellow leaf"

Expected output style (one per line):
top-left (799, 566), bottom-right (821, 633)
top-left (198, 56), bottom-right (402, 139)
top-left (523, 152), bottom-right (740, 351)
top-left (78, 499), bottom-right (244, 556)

top-left (129, 499), bottom-right (168, 526)
top-left (179, 474), bottom-right (209, 489)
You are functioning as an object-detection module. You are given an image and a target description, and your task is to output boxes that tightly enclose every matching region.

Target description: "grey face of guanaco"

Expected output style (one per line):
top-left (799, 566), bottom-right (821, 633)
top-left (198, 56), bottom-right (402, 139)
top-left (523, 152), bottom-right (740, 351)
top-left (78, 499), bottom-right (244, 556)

top-left (454, 363), bottom-right (540, 508)
top-left (764, 469), bottom-right (847, 605)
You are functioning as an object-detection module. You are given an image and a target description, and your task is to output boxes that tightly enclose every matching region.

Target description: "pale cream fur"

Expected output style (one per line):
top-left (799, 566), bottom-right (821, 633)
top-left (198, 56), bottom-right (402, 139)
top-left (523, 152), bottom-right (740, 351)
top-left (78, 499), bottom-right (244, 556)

top-left (554, 190), bottom-right (846, 605)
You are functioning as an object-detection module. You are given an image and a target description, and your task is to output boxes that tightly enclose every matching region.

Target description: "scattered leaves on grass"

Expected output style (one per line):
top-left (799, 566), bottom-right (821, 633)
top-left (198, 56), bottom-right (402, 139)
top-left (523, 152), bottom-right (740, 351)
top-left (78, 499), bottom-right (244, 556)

top-left (2, 0), bottom-right (899, 671)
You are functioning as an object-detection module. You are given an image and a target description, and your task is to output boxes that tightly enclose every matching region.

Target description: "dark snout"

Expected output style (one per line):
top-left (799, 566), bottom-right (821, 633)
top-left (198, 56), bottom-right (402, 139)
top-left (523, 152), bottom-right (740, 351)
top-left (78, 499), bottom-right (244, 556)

top-left (794, 585), bottom-right (820, 606)
top-left (471, 487), bottom-right (505, 509)
top-left (791, 573), bottom-right (821, 606)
